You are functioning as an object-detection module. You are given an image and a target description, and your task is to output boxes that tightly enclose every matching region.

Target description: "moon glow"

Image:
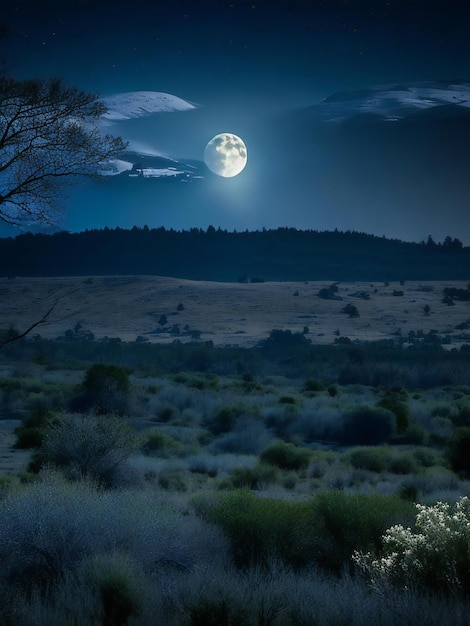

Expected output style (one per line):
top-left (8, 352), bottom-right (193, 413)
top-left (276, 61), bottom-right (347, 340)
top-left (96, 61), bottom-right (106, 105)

top-left (204, 133), bottom-right (247, 177)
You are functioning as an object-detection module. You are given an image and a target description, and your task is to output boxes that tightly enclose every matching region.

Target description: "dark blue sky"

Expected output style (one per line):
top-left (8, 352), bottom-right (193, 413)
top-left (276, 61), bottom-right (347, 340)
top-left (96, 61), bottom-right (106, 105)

top-left (3, 0), bottom-right (470, 242)
top-left (5, 1), bottom-right (470, 106)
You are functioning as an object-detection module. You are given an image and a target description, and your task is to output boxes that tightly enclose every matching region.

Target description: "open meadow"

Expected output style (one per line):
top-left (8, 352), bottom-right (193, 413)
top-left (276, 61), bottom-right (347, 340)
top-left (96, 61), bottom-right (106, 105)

top-left (0, 276), bottom-right (470, 624)
top-left (1, 275), bottom-right (469, 347)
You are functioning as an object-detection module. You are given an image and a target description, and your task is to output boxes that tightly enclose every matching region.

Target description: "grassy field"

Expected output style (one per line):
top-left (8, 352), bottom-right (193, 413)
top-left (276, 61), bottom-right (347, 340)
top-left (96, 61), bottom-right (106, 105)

top-left (1, 276), bottom-right (469, 347)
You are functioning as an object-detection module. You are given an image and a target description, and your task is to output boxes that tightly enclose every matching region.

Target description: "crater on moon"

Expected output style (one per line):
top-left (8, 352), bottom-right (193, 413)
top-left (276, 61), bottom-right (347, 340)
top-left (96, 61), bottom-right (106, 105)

top-left (203, 133), bottom-right (247, 177)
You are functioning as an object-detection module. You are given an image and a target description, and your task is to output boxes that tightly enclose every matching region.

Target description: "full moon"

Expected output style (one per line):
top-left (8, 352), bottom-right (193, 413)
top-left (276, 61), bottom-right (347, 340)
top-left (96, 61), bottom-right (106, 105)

top-left (204, 133), bottom-right (247, 177)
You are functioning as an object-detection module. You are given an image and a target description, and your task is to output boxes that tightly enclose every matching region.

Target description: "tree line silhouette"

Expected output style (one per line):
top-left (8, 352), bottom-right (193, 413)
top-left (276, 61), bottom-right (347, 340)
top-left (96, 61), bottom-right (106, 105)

top-left (0, 226), bottom-right (468, 281)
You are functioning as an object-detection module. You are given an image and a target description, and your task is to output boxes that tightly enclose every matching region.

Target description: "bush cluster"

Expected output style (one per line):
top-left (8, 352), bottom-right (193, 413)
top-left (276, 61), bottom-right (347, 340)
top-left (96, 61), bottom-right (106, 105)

top-left (347, 447), bottom-right (418, 474)
top-left (341, 406), bottom-right (396, 445)
top-left (355, 497), bottom-right (470, 595)
top-left (206, 489), bottom-right (414, 572)
top-left (260, 441), bottom-right (312, 471)
top-left (71, 363), bottom-right (130, 415)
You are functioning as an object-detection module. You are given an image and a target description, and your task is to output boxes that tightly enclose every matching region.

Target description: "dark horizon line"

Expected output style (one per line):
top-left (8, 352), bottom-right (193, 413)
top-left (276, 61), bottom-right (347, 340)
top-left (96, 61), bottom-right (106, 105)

top-left (3, 225), bottom-right (466, 249)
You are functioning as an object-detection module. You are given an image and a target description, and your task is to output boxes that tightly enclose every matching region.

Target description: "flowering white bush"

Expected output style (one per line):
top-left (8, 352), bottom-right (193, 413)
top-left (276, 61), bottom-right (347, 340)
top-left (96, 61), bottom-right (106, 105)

top-left (354, 497), bottom-right (470, 594)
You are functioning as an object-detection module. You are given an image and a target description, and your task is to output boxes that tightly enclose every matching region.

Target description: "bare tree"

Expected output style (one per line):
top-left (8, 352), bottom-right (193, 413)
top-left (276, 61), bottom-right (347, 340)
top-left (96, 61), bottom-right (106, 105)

top-left (0, 76), bottom-right (126, 226)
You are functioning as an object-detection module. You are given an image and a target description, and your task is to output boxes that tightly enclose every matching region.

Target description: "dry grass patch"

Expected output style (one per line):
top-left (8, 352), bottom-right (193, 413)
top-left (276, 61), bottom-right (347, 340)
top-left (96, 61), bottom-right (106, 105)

top-left (0, 276), bottom-right (469, 347)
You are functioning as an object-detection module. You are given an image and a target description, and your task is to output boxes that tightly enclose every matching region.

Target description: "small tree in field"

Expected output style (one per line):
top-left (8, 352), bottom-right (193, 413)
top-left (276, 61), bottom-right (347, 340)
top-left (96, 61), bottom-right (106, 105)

top-left (341, 303), bottom-right (360, 318)
top-left (80, 364), bottom-right (131, 415)
top-left (0, 76), bottom-right (126, 226)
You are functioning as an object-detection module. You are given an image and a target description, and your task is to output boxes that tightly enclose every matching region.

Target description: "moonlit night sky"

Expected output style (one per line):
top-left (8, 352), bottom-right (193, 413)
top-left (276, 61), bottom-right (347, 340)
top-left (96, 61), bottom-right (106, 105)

top-left (3, 0), bottom-right (470, 243)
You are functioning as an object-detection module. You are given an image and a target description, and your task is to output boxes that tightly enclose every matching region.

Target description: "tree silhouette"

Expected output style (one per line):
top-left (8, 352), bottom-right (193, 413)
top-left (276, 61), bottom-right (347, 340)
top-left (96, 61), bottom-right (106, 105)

top-left (0, 77), bottom-right (126, 226)
top-left (341, 303), bottom-right (360, 318)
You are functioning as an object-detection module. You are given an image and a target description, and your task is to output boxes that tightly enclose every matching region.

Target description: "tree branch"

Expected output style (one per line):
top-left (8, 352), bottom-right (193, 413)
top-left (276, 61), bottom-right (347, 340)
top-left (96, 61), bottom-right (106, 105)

top-left (0, 301), bottom-right (57, 348)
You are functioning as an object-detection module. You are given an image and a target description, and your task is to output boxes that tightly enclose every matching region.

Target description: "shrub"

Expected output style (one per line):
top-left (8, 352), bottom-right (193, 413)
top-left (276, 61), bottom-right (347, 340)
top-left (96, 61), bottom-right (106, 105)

top-left (14, 407), bottom-right (51, 449)
top-left (34, 413), bottom-right (135, 487)
top-left (317, 283), bottom-right (340, 299)
top-left (388, 452), bottom-right (417, 475)
top-left (327, 384), bottom-right (338, 397)
top-left (205, 490), bottom-right (311, 568)
top-left (447, 427), bottom-right (470, 476)
top-left (341, 406), bottom-right (396, 445)
top-left (355, 497), bottom-right (470, 595)
top-left (378, 393), bottom-right (409, 433)
top-left (348, 447), bottom-right (418, 475)
top-left (412, 446), bottom-right (444, 468)
top-left (210, 417), bottom-right (271, 455)
top-left (402, 423), bottom-right (428, 445)
top-left (157, 469), bottom-right (188, 491)
top-left (84, 553), bottom-right (144, 626)
top-left (260, 441), bottom-right (312, 471)
top-left (72, 364), bottom-right (130, 415)
top-left (348, 447), bottom-right (389, 473)
top-left (443, 286), bottom-right (470, 302)
top-left (398, 483), bottom-right (418, 502)
top-left (205, 406), bottom-right (239, 435)
top-left (261, 329), bottom-right (310, 353)
top-left (142, 429), bottom-right (183, 456)
top-left (341, 304), bottom-right (359, 318)
top-left (311, 491), bottom-right (415, 574)
top-left (206, 490), bottom-right (414, 573)
top-left (262, 407), bottom-right (296, 438)
top-left (187, 598), bottom-right (245, 626)
top-left (304, 378), bottom-right (325, 392)
top-left (453, 398), bottom-right (470, 427)
top-left (278, 395), bottom-right (296, 405)
top-left (229, 464), bottom-right (279, 490)
top-left (0, 473), bottom-right (229, 598)
top-left (156, 404), bottom-right (179, 422)
top-left (84, 364), bottom-right (130, 396)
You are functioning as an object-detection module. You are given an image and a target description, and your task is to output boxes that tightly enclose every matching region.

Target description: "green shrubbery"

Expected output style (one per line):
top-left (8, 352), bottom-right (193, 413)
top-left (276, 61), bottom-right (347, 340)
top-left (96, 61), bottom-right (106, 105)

top-left (303, 378), bottom-right (325, 392)
top-left (341, 406), bottom-right (396, 445)
top-left (348, 447), bottom-right (418, 475)
top-left (205, 405), bottom-right (243, 435)
top-left (3, 337), bottom-right (470, 623)
top-left (142, 428), bottom-right (183, 456)
top-left (261, 329), bottom-right (311, 355)
top-left (447, 427), bottom-right (470, 476)
top-left (310, 491), bottom-right (415, 573)
top-left (14, 406), bottom-right (51, 449)
top-left (84, 553), bottom-right (144, 626)
top-left (71, 363), bottom-right (131, 415)
top-left (206, 489), bottom-right (415, 572)
top-left (260, 440), bottom-right (312, 471)
top-left (228, 463), bottom-right (279, 489)
top-left (378, 392), bottom-right (409, 433)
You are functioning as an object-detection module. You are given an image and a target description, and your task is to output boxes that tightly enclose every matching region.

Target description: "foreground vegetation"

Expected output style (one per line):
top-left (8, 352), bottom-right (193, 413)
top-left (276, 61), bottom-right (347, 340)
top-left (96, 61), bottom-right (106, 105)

top-left (1, 335), bottom-right (470, 624)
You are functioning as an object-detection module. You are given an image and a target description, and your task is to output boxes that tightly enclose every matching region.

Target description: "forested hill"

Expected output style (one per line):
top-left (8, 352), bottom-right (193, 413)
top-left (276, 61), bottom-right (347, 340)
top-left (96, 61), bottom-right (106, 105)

top-left (0, 227), bottom-right (469, 281)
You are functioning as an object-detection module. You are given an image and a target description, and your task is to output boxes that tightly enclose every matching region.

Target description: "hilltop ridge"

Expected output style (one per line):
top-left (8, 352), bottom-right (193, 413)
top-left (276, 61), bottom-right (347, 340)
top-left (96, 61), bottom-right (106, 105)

top-left (0, 227), bottom-right (468, 282)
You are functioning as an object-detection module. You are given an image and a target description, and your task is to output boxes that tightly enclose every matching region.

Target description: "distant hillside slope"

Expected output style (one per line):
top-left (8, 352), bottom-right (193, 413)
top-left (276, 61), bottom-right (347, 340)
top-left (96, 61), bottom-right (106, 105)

top-left (0, 227), bottom-right (468, 281)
